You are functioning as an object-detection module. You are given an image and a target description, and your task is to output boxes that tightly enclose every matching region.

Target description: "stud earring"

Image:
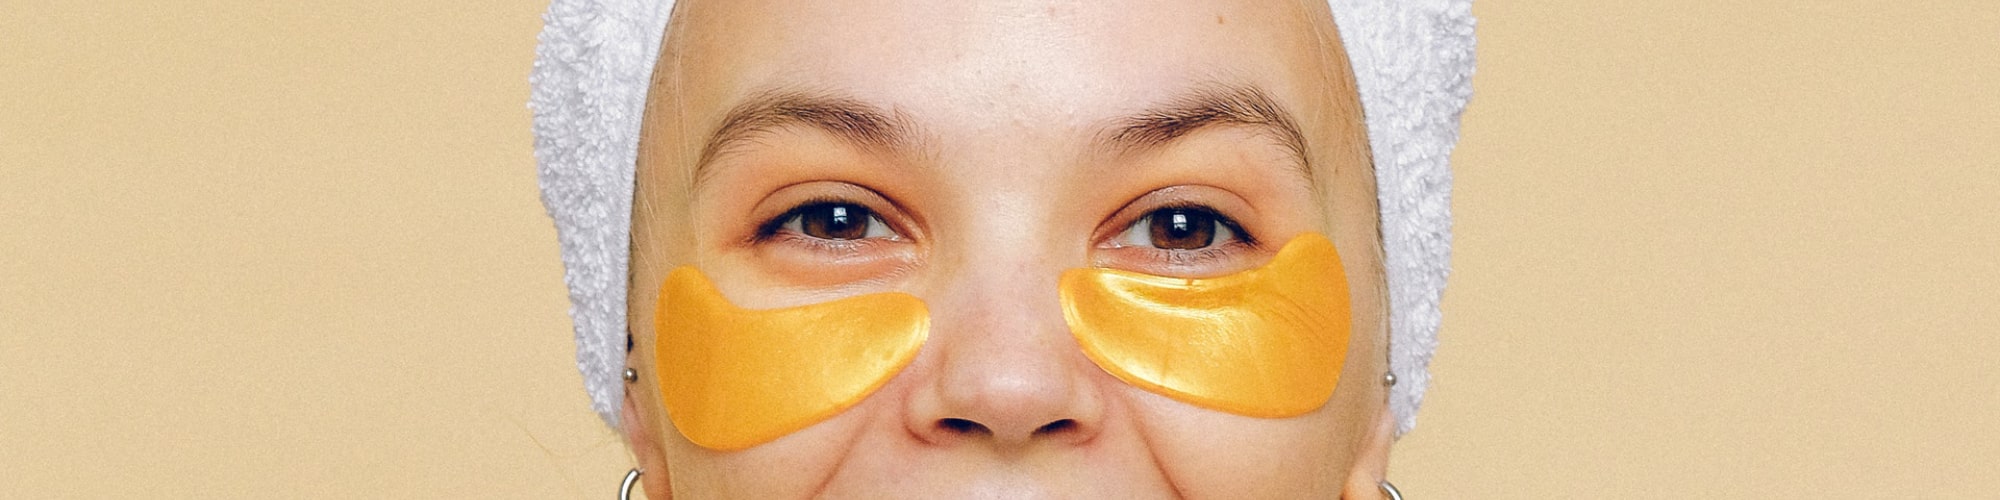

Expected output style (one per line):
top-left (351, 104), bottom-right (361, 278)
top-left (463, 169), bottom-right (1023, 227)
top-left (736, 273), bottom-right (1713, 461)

top-left (1384, 372), bottom-right (1398, 387)
top-left (623, 367), bottom-right (638, 383)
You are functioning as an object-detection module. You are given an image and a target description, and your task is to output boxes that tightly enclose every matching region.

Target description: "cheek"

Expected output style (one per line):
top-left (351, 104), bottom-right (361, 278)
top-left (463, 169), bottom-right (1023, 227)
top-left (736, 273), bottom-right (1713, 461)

top-left (657, 388), bottom-right (898, 498)
top-left (1118, 386), bottom-right (1348, 498)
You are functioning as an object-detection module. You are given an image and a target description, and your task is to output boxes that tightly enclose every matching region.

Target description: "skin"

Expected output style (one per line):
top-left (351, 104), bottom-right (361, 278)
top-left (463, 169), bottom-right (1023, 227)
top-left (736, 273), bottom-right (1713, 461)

top-left (622, 0), bottom-right (1395, 497)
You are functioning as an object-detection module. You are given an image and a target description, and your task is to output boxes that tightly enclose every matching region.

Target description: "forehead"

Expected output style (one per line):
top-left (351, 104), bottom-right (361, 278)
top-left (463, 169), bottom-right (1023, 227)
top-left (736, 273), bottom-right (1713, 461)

top-left (661, 0), bottom-right (1346, 137)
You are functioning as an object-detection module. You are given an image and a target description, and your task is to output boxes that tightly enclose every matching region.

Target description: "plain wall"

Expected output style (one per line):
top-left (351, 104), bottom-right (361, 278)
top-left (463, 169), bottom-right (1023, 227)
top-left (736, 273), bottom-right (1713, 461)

top-left (3, 1), bottom-right (1994, 497)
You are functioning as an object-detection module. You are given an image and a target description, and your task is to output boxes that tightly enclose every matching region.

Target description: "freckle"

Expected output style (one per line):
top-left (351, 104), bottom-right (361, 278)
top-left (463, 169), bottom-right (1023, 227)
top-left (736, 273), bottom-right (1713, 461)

top-left (1216, 15), bottom-right (1226, 25)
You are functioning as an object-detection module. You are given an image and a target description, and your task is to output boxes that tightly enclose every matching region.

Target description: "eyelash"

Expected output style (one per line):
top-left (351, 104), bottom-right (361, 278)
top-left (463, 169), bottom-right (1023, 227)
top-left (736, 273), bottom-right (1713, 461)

top-left (1108, 203), bottom-right (1259, 260)
top-left (1121, 203), bottom-right (1256, 241)
top-left (752, 198), bottom-right (898, 245)
top-left (755, 198), bottom-right (826, 239)
top-left (748, 198), bottom-right (1259, 269)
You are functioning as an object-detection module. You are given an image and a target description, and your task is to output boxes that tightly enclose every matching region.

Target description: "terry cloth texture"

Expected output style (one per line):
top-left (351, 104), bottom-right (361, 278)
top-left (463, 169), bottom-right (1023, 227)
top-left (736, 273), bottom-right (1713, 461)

top-left (532, 0), bottom-right (1474, 436)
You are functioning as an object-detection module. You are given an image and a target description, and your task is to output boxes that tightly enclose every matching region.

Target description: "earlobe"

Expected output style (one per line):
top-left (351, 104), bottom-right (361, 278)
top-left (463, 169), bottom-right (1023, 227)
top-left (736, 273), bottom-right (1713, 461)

top-left (622, 369), bottom-right (673, 499)
top-left (1340, 400), bottom-right (1396, 499)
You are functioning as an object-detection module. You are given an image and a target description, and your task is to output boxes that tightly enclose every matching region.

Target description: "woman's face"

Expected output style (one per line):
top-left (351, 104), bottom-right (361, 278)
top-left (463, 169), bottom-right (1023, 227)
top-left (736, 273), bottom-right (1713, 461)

top-left (624, 0), bottom-right (1392, 497)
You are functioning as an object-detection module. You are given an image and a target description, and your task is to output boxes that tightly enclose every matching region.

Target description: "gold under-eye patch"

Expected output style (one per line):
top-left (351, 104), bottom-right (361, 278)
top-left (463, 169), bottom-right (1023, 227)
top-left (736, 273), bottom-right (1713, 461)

top-left (654, 233), bottom-right (1347, 449)
top-left (1059, 233), bottom-right (1352, 418)
top-left (654, 267), bottom-right (928, 451)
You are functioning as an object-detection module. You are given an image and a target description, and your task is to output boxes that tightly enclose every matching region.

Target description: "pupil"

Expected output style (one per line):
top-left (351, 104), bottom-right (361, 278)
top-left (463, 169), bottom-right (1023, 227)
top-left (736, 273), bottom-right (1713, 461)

top-left (1148, 208), bottom-right (1215, 250)
top-left (802, 203), bottom-right (869, 240)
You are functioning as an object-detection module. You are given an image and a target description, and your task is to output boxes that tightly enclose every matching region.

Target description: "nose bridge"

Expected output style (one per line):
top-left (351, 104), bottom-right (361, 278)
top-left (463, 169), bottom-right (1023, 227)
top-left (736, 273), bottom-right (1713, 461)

top-left (925, 183), bottom-right (1075, 339)
top-left (907, 218), bottom-right (1103, 448)
top-left (929, 232), bottom-right (1073, 380)
top-left (936, 237), bottom-right (1063, 312)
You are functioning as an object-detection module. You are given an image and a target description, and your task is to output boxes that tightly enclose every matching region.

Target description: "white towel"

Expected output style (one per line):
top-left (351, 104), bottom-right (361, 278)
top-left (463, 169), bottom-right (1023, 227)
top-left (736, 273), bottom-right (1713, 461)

top-left (531, 0), bottom-right (1474, 436)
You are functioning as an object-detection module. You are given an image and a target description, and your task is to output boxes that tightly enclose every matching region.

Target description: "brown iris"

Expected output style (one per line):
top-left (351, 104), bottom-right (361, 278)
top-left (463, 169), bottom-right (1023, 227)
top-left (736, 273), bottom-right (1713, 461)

top-left (799, 203), bottom-right (872, 240)
top-left (1147, 208), bottom-right (1217, 249)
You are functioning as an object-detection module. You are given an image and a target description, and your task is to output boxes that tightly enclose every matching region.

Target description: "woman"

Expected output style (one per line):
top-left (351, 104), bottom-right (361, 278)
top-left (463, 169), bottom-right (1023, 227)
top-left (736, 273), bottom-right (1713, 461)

top-left (533, 0), bottom-right (1472, 497)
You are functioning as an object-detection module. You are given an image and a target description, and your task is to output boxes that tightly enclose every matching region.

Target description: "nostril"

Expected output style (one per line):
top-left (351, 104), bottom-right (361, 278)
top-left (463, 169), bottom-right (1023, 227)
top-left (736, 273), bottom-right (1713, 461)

top-left (937, 418), bottom-right (991, 437)
top-left (1033, 419), bottom-right (1077, 436)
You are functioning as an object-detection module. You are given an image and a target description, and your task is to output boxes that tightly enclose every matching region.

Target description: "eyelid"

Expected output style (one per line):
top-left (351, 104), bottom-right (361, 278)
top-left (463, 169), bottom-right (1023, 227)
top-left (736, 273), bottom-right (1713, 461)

top-left (1091, 190), bottom-right (1274, 278)
top-left (753, 197), bottom-right (907, 242)
top-left (771, 206), bottom-right (899, 241)
top-left (738, 180), bottom-right (925, 245)
top-left (726, 181), bottom-right (923, 288)
top-left (1092, 184), bottom-right (1264, 246)
top-left (1104, 203), bottom-right (1259, 249)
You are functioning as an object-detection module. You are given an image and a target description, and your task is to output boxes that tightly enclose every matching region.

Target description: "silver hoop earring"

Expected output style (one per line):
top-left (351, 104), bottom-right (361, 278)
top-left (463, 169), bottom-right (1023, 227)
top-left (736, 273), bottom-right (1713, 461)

top-left (619, 468), bottom-right (642, 500)
top-left (1379, 480), bottom-right (1404, 500)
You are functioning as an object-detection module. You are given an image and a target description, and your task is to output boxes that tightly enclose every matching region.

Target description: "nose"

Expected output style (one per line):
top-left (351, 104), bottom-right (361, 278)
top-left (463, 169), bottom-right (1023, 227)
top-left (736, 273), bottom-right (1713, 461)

top-left (905, 262), bottom-right (1104, 449)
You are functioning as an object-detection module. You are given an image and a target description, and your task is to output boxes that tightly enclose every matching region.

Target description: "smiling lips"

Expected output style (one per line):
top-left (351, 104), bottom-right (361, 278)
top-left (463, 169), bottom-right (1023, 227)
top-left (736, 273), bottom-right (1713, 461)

top-left (656, 233), bottom-right (1352, 450)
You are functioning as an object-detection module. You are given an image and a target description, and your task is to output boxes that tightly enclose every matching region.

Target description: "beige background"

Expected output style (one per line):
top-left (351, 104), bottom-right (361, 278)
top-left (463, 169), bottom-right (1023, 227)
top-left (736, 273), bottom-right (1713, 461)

top-left (3, 1), bottom-right (1994, 498)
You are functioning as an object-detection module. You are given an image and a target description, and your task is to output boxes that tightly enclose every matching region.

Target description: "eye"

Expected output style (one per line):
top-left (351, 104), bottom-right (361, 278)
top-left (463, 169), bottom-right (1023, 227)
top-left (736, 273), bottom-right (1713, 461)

top-left (1115, 206), bottom-right (1243, 250)
top-left (772, 202), bottom-right (897, 241)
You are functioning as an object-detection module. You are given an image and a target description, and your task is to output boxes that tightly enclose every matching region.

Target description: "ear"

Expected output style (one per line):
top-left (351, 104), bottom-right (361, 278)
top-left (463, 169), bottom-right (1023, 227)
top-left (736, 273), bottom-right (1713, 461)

top-left (1340, 403), bottom-right (1396, 499)
top-left (622, 375), bottom-right (674, 499)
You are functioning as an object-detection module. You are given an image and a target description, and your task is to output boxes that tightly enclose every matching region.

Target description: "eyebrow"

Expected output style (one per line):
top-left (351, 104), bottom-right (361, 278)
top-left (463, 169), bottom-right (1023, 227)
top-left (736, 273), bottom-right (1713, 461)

top-left (693, 89), bottom-right (917, 188)
top-left (1099, 83), bottom-right (1313, 181)
top-left (690, 83), bottom-right (1312, 187)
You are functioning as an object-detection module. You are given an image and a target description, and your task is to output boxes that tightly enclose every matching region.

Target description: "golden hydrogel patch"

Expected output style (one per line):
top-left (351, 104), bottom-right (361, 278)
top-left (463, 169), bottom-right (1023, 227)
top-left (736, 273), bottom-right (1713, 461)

top-left (654, 267), bottom-right (928, 450)
top-left (1060, 233), bottom-right (1353, 418)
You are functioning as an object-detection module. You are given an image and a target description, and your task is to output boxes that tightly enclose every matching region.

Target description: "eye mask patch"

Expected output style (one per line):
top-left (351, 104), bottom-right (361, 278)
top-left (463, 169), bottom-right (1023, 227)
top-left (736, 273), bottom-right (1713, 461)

top-left (653, 267), bottom-right (928, 450)
top-left (1060, 233), bottom-right (1353, 417)
top-left (655, 233), bottom-right (1349, 450)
